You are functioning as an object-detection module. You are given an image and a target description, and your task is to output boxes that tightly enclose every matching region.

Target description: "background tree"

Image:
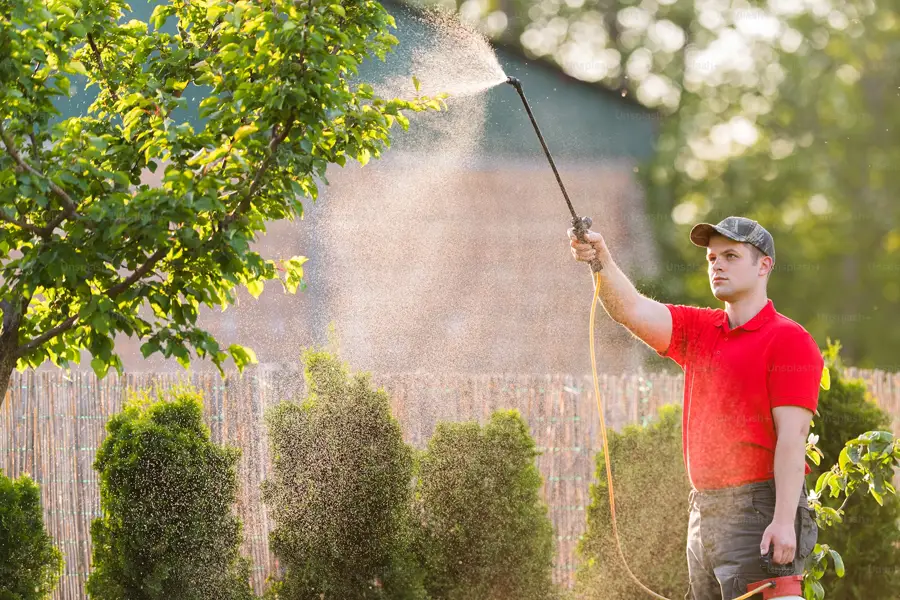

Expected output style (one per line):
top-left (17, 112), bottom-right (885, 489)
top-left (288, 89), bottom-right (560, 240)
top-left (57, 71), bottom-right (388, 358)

top-left (0, 470), bottom-right (64, 600)
top-left (86, 388), bottom-right (254, 600)
top-left (415, 410), bottom-right (557, 600)
top-left (0, 0), bottom-right (440, 406)
top-left (431, 0), bottom-right (900, 368)
top-left (262, 348), bottom-right (423, 599)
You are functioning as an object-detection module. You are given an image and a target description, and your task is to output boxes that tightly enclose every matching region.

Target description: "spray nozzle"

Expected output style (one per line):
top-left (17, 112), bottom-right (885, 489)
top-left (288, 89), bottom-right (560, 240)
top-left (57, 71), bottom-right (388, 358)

top-left (505, 76), bottom-right (521, 88)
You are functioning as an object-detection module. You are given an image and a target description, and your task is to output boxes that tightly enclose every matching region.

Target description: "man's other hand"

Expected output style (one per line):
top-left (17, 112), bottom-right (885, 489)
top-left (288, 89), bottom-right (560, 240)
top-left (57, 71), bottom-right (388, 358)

top-left (760, 519), bottom-right (797, 565)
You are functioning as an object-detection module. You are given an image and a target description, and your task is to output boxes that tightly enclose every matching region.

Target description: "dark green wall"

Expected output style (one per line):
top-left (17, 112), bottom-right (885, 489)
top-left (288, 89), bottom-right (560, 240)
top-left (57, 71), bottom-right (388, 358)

top-left (53, 0), bottom-right (657, 161)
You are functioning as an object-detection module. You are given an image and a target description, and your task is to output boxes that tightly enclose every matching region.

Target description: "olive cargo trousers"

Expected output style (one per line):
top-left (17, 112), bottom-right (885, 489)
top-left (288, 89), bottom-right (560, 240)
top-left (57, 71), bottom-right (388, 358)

top-left (684, 478), bottom-right (817, 600)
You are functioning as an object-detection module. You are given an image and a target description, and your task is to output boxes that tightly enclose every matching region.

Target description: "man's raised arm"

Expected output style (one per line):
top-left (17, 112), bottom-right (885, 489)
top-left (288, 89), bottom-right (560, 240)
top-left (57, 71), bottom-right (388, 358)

top-left (568, 228), bottom-right (673, 354)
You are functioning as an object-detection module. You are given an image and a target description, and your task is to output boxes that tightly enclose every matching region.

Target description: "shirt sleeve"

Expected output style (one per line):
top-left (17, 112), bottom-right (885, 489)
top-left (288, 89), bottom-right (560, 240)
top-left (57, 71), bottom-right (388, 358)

top-left (656, 304), bottom-right (710, 369)
top-left (767, 328), bottom-right (824, 413)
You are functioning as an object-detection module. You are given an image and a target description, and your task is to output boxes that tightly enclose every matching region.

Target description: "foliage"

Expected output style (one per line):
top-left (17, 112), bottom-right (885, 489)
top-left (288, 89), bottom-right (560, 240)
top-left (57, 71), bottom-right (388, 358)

top-left (434, 0), bottom-right (900, 368)
top-left (415, 410), bottom-right (556, 600)
top-left (0, 470), bottom-right (64, 600)
top-left (802, 341), bottom-right (900, 600)
top-left (86, 388), bottom-right (254, 600)
top-left (0, 0), bottom-right (442, 403)
top-left (574, 403), bottom-right (690, 599)
top-left (262, 348), bottom-right (422, 600)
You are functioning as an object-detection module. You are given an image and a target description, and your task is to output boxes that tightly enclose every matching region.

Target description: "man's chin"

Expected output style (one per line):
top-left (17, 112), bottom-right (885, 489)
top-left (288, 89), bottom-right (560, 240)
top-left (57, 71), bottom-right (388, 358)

top-left (712, 286), bottom-right (733, 302)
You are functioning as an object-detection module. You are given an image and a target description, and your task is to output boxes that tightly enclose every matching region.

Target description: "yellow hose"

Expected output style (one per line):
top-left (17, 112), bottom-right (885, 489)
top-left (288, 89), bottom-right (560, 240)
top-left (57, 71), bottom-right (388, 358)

top-left (588, 270), bottom-right (774, 600)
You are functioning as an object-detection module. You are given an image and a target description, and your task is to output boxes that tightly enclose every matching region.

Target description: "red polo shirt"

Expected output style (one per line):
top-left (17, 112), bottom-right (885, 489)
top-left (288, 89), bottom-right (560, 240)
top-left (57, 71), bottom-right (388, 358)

top-left (657, 299), bottom-right (823, 491)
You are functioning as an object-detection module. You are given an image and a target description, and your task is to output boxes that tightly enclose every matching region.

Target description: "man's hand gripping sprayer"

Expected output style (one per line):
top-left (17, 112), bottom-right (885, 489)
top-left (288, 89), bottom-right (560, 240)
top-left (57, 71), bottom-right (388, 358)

top-left (504, 76), bottom-right (783, 600)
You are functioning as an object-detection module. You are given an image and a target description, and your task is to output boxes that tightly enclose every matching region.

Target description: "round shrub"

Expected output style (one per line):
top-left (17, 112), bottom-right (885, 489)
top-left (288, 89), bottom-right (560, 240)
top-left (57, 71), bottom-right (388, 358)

top-left (262, 349), bottom-right (422, 600)
top-left (86, 388), bottom-right (254, 600)
top-left (0, 471), bottom-right (63, 599)
top-left (416, 410), bottom-right (557, 600)
top-left (574, 404), bottom-right (690, 599)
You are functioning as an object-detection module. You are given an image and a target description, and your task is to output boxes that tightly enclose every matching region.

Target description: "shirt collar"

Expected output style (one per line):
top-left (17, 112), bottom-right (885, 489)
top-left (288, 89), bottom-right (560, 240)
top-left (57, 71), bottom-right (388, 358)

top-left (717, 299), bottom-right (776, 332)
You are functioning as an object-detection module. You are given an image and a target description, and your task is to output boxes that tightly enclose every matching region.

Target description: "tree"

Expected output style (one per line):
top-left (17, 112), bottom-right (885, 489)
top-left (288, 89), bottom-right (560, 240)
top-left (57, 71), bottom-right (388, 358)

top-left (416, 410), bottom-right (557, 600)
top-left (0, 0), bottom-right (441, 406)
top-left (86, 388), bottom-right (254, 600)
top-left (262, 348), bottom-right (422, 599)
top-left (0, 470), bottom-right (64, 599)
top-left (442, 0), bottom-right (900, 368)
top-left (574, 404), bottom-right (690, 599)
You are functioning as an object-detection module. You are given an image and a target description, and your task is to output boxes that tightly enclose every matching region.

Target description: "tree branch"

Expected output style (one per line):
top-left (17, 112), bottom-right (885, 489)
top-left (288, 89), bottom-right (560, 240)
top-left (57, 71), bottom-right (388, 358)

top-left (87, 33), bottom-right (120, 103)
top-left (15, 246), bottom-right (169, 356)
top-left (0, 120), bottom-right (91, 233)
top-left (220, 121), bottom-right (294, 229)
top-left (28, 132), bottom-right (41, 169)
top-left (16, 315), bottom-right (77, 355)
top-left (106, 247), bottom-right (168, 298)
top-left (0, 211), bottom-right (45, 235)
top-left (201, 19), bottom-right (223, 51)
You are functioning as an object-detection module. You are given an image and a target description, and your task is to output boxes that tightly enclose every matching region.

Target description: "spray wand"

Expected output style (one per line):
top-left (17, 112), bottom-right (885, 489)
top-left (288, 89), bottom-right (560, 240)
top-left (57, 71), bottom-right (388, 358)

top-left (505, 76), bottom-right (603, 274)
top-left (504, 75), bottom-right (789, 600)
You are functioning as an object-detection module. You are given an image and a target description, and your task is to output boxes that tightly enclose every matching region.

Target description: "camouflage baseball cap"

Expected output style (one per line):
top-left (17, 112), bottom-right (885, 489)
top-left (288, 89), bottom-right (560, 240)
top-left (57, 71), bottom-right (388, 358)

top-left (689, 216), bottom-right (775, 262)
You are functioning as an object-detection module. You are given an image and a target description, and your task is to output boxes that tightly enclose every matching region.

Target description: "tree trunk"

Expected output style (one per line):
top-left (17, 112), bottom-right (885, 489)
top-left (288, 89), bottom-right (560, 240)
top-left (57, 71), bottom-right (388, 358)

top-left (0, 299), bottom-right (23, 410)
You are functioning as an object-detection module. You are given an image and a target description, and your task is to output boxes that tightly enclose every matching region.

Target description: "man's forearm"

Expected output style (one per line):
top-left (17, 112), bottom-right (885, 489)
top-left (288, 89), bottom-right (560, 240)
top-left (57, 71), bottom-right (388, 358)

top-left (773, 436), bottom-right (807, 524)
top-left (593, 250), bottom-right (643, 324)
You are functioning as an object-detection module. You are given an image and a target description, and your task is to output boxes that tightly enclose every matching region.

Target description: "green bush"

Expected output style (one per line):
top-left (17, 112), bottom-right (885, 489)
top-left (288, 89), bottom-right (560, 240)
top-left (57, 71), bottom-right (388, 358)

top-left (416, 410), bottom-right (557, 600)
top-left (574, 404), bottom-right (690, 599)
top-left (0, 471), bottom-right (63, 599)
top-left (808, 343), bottom-right (900, 599)
top-left (262, 349), bottom-right (422, 599)
top-left (86, 388), bottom-right (255, 600)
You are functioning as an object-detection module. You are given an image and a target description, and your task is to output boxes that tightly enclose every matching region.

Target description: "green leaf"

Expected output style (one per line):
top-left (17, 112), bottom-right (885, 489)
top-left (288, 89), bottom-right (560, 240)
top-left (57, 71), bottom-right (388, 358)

top-left (140, 340), bottom-right (160, 359)
top-left (283, 256), bottom-right (307, 293)
top-left (66, 61), bottom-right (89, 76)
top-left (329, 4), bottom-right (346, 17)
top-left (233, 124), bottom-right (258, 141)
top-left (228, 344), bottom-right (258, 371)
top-left (828, 549), bottom-right (845, 577)
top-left (68, 23), bottom-right (87, 37)
top-left (246, 279), bottom-right (264, 299)
top-left (91, 356), bottom-right (109, 379)
top-left (819, 366), bottom-right (830, 390)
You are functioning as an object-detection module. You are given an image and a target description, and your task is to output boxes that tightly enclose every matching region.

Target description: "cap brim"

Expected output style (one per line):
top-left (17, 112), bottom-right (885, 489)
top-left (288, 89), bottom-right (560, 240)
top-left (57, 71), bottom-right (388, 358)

top-left (689, 223), bottom-right (743, 247)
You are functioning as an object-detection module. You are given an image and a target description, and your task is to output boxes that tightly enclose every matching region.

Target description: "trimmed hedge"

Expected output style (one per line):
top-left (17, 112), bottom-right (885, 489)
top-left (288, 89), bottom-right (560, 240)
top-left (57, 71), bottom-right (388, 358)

top-left (262, 349), bottom-right (423, 599)
top-left (0, 470), bottom-right (63, 599)
top-left (574, 404), bottom-right (690, 599)
top-left (86, 388), bottom-right (254, 600)
top-left (416, 410), bottom-right (557, 600)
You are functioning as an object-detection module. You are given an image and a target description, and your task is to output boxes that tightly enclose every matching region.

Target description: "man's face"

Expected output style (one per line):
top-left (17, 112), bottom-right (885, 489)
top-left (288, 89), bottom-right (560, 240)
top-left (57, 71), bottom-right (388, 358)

top-left (706, 235), bottom-right (770, 301)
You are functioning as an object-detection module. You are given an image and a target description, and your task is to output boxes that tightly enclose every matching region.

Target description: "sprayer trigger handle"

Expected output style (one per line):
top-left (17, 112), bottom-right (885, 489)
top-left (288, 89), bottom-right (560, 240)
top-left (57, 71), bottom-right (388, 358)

top-left (572, 216), bottom-right (603, 273)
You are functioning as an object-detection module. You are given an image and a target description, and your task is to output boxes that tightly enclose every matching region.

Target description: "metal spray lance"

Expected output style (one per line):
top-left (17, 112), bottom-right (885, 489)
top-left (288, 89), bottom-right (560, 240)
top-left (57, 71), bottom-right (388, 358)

top-left (504, 76), bottom-right (603, 274)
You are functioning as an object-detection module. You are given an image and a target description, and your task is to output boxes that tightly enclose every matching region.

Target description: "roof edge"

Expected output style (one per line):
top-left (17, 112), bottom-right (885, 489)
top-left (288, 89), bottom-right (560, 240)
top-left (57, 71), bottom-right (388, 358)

top-left (382, 0), bottom-right (659, 115)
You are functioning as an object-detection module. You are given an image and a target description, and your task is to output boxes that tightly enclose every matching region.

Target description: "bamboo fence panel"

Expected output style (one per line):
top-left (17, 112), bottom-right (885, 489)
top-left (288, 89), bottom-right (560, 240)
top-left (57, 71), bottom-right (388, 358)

top-left (2, 368), bottom-right (899, 597)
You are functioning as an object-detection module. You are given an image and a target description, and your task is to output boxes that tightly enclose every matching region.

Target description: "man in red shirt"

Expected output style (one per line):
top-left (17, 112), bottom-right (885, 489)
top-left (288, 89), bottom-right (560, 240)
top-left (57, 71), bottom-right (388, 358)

top-left (569, 216), bottom-right (822, 599)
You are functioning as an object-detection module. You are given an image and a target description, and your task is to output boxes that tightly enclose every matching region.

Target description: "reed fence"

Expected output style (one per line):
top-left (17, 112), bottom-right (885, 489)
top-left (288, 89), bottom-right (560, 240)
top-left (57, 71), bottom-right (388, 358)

top-left (2, 367), bottom-right (898, 597)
